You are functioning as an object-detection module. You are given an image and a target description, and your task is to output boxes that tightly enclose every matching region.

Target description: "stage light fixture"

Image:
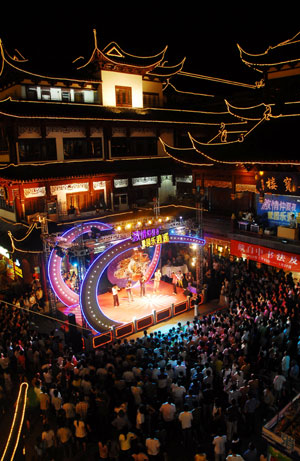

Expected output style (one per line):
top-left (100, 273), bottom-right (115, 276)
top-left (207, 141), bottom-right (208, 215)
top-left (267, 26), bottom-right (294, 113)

top-left (55, 246), bottom-right (66, 258)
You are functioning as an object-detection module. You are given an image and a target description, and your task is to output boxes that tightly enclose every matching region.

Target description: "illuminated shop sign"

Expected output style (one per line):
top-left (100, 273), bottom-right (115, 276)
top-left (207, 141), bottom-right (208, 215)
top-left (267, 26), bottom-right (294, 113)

top-left (256, 173), bottom-right (300, 196)
top-left (132, 176), bottom-right (157, 186)
top-left (114, 179), bottom-right (128, 188)
top-left (131, 228), bottom-right (169, 248)
top-left (0, 245), bottom-right (10, 259)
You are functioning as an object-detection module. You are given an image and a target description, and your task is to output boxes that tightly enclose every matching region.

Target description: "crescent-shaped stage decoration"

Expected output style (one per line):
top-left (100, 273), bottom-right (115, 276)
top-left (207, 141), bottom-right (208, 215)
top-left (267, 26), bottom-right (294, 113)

top-left (47, 221), bottom-right (113, 307)
top-left (80, 234), bottom-right (205, 332)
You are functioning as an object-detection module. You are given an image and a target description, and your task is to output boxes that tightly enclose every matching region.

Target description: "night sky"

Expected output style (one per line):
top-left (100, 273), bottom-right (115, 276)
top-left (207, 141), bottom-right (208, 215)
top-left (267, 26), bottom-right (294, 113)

top-left (0, 6), bottom-right (299, 82)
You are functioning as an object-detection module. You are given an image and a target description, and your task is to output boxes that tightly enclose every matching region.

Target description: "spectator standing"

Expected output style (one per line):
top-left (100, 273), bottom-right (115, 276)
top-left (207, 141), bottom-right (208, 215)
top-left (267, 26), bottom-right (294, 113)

top-left (213, 433), bottom-right (227, 461)
top-left (178, 404), bottom-right (193, 447)
top-left (145, 433), bottom-right (161, 460)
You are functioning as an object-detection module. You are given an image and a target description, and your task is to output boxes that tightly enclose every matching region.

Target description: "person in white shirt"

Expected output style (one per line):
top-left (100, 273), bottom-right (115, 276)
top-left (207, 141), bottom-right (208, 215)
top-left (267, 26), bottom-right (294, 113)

top-left (42, 424), bottom-right (56, 459)
top-left (153, 269), bottom-right (161, 293)
top-left (112, 285), bottom-right (120, 307)
top-left (178, 404), bottom-right (193, 447)
top-left (213, 434), bottom-right (227, 461)
top-left (273, 373), bottom-right (286, 399)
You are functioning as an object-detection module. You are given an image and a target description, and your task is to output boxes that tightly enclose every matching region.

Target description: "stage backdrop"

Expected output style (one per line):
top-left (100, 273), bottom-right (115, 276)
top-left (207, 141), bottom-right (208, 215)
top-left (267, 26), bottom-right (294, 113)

top-left (107, 248), bottom-right (152, 288)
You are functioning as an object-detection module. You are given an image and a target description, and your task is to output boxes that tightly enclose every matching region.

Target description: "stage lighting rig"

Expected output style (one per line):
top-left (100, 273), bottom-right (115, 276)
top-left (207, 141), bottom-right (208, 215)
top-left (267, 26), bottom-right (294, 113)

top-left (54, 246), bottom-right (66, 258)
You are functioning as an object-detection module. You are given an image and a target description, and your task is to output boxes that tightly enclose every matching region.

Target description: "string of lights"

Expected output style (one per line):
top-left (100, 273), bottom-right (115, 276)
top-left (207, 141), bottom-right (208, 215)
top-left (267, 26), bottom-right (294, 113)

top-left (163, 80), bottom-right (215, 98)
top-left (179, 71), bottom-right (259, 89)
top-left (0, 382), bottom-right (28, 461)
top-left (237, 32), bottom-right (300, 71)
top-left (8, 230), bottom-right (42, 255)
top-left (75, 29), bottom-right (168, 71)
top-left (2, 298), bottom-right (93, 333)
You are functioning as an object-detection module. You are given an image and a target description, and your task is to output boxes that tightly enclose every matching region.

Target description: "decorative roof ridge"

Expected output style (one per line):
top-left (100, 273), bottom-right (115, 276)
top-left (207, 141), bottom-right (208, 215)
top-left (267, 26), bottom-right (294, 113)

top-left (225, 99), bottom-right (273, 121)
top-left (237, 32), bottom-right (300, 72)
top-left (0, 40), bottom-right (28, 67)
top-left (75, 29), bottom-right (168, 71)
top-left (179, 70), bottom-right (260, 90)
top-left (163, 80), bottom-right (215, 98)
top-left (238, 31), bottom-right (300, 59)
top-left (158, 137), bottom-right (214, 167)
top-left (189, 117), bottom-right (266, 150)
top-left (0, 39), bottom-right (102, 85)
top-left (147, 57), bottom-right (186, 77)
top-left (186, 123), bottom-right (300, 166)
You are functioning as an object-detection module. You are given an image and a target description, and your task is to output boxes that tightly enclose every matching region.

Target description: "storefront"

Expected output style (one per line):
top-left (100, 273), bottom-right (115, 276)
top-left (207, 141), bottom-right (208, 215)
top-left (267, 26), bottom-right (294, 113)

top-left (262, 394), bottom-right (300, 460)
top-left (0, 244), bottom-right (23, 293)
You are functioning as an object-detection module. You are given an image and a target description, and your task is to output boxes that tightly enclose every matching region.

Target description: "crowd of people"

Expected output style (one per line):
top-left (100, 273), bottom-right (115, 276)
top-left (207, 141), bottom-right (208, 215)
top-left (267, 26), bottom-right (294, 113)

top-left (0, 258), bottom-right (300, 460)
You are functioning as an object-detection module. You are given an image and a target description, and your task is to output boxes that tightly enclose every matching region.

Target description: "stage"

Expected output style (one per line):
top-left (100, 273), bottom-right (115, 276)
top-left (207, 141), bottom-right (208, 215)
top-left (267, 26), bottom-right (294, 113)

top-left (57, 280), bottom-right (187, 327)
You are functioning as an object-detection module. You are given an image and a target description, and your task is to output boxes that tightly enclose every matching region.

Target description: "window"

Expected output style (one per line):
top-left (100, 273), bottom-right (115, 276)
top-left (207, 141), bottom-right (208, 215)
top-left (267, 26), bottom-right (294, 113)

top-left (74, 91), bottom-right (84, 103)
top-left (26, 87), bottom-right (38, 100)
top-left (63, 138), bottom-right (103, 160)
top-left (143, 92), bottom-right (160, 107)
top-left (18, 139), bottom-right (57, 162)
top-left (111, 137), bottom-right (157, 158)
top-left (41, 88), bottom-right (51, 100)
top-left (0, 128), bottom-right (8, 153)
top-left (25, 198), bottom-right (45, 215)
top-left (115, 86), bottom-right (132, 107)
top-left (62, 91), bottom-right (71, 102)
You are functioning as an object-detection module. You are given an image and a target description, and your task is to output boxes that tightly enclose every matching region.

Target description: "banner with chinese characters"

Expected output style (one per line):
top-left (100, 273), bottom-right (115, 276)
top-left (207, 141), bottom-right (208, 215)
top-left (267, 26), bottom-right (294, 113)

top-left (141, 232), bottom-right (169, 249)
top-left (231, 240), bottom-right (300, 272)
top-left (256, 194), bottom-right (300, 227)
top-left (256, 173), bottom-right (300, 196)
top-left (131, 227), bottom-right (169, 249)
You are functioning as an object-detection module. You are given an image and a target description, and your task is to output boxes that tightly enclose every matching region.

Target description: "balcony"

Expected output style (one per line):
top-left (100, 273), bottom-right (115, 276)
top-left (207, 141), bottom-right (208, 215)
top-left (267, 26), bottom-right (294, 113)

top-left (0, 198), bottom-right (16, 222)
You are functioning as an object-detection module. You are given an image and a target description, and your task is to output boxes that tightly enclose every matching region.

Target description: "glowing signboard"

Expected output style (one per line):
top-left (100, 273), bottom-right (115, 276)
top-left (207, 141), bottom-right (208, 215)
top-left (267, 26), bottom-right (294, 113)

top-left (131, 228), bottom-right (169, 248)
top-left (141, 232), bottom-right (169, 249)
top-left (131, 228), bottom-right (161, 242)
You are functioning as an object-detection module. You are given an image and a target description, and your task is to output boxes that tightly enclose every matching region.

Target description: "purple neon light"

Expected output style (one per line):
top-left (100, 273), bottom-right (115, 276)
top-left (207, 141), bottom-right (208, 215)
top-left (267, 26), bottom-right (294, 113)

top-left (80, 239), bottom-right (131, 331)
top-left (48, 221), bottom-right (112, 307)
top-left (79, 234), bottom-right (203, 332)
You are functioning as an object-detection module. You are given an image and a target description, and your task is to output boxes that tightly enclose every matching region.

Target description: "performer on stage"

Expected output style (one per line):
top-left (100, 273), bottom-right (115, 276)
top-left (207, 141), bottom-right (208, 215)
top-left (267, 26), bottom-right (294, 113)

top-left (125, 279), bottom-right (134, 302)
top-left (112, 285), bottom-right (120, 307)
top-left (171, 271), bottom-right (177, 294)
top-left (176, 270), bottom-right (184, 288)
top-left (153, 269), bottom-right (161, 294)
top-left (140, 274), bottom-right (146, 297)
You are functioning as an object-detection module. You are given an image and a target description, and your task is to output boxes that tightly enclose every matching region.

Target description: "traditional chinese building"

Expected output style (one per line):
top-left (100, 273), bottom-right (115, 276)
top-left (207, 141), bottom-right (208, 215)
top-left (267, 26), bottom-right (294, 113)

top-left (0, 29), bottom-right (300, 293)
top-left (161, 32), bottom-right (300, 276)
